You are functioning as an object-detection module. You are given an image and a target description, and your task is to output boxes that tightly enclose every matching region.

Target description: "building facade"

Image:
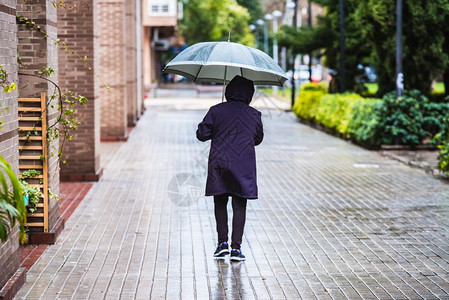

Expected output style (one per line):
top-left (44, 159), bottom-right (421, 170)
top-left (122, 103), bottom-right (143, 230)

top-left (142, 0), bottom-right (181, 90)
top-left (0, 0), bottom-right (172, 297)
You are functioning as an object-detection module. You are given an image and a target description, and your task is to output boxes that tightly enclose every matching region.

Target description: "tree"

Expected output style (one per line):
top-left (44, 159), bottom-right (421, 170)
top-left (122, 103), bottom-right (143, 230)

top-left (354, 0), bottom-right (449, 96)
top-left (180, 0), bottom-right (254, 46)
top-left (236, 0), bottom-right (263, 23)
top-left (278, 0), bottom-right (371, 92)
top-left (279, 0), bottom-right (449, 96)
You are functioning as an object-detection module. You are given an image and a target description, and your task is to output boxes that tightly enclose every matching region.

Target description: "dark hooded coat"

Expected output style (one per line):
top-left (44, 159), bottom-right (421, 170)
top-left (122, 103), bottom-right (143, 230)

top-left (196, 76), bottom-right (264, 199)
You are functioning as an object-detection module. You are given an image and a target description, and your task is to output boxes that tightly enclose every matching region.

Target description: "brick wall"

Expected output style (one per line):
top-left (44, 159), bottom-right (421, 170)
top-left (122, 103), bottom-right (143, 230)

top-left (58, 0), bottom-right (102, 180)
top-left (126, 0), bottom-right (138, 126)
top-left (17, 0), bottom-right (61, 232)
top-left (98, 0), bottom-right (128, 140)
top-left (0, 0), bottom-right (20, 290)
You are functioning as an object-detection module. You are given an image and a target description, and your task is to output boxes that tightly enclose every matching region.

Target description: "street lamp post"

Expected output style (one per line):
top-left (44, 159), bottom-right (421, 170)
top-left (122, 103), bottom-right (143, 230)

top-left (272, 10), bottom-right (283, 65)
top-left (396, 0), bottom-right (403, 96)
top-left (249, 24), bottom-right (257, 48)
top-left (307, 0), bottom-right (313, 82)
top-left (255, 19), bottom-right (265, 51)
top-left (264, 14), bottom-right (273, 55)
top-left (272, 10), bottom-right (283, 95)
top-left (291, 0), bottom-right (298, 108)
top-left (339, 0), bottom-right (346, 93)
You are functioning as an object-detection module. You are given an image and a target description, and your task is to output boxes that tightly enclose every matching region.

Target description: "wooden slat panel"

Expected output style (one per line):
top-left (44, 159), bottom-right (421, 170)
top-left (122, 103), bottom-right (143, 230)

top-left (19, 116), bottom-right (41, 121)
top-left (19, 155), bottom-right (42, 160)
top-left (40, 92), bottom-right (49, 233)
top-left (19, 146), bottom-right (43, 150)
top-left (19, 136), bottom-right (42, 141)
top-left (19, 126), bottom-right (42, 131)
top-left (27, 213), bottom-right (45, 217)
top-left (18, 107), bottom-right (42, 112)
top-left (25, 223), bottom-right (44, 227)
top-left (29, 184), bottom-right (44, 188)
top-left (18, 98), bottom-right (41, 102)
top-left (19, 93), bottom-right (49, 233)
top-left (19, 175), bottom-right (44, 179)
top-left (19, 165), bottom-right (43, 169)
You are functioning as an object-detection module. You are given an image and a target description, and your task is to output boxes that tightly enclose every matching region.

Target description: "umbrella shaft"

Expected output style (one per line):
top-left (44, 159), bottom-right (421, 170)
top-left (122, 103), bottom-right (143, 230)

top-left (222, 66), bottom-right (227, 102)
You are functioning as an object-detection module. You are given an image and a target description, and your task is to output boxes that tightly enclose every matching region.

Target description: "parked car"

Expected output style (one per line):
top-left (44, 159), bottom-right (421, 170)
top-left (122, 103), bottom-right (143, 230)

top-left (355, 64), bottom-right (377, 83)
top-left (285, 64), bottom-right (323, 86)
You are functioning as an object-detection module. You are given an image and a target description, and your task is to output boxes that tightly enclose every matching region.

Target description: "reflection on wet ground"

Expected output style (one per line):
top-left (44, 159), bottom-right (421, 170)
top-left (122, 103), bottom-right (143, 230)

top-left (15, 94), bottom-right (449, 299)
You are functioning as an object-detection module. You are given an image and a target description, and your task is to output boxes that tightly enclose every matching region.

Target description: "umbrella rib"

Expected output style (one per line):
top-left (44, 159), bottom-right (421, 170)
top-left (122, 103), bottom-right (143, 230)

top-left (194, 65), bottom-right (203, 82)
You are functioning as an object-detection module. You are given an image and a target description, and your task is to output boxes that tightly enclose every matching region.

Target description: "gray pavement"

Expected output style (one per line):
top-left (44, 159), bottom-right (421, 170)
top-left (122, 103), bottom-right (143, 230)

top-left (15, 91), bottom-right (449, 299)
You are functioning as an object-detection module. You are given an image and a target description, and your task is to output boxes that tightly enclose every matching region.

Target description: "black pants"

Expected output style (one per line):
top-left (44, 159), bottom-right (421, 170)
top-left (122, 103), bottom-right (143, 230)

top-left (214, 194), bottom-right (247, 250)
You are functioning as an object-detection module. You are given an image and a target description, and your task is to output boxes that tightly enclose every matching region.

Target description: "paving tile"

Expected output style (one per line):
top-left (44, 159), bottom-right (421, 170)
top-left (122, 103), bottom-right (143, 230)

top-left (13, 95), bottom-right (449, 299)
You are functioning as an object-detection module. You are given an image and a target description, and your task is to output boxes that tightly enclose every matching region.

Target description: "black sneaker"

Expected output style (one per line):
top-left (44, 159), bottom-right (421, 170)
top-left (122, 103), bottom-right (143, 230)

top-left (214, 242), bottom-right (229, 259)
top-left (230, 249), bottom-right (246, 261)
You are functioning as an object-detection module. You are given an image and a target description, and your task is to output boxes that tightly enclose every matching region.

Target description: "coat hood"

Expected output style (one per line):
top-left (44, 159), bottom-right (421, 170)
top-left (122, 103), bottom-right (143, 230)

top-left (225, 75), bottom-right (254, 104)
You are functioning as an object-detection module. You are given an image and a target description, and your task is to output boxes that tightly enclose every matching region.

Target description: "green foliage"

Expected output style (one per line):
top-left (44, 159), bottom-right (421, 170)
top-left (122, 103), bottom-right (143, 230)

top-left (317, 93), bottom-right (371, 136)
top-left (364, 83), bottom-right (378, 95)
top-left (279, 1), bottom-right (449, 96)
top-left (376, 90), bottom-right (427, 145)
top-left (19, 180), bottom-right (42, 214)
top-left (438, 142), bottom-right (449, 175)
top-left (235, 0), bottom-right (262, 23)
top-left (347, 99), bottom-right (383, 147)
top-left (376, 90), bottom-right (449, 146)
top-left (278, 25), bottom-right (334, 55)
top-left (0, 156), bottom-right (26, 244)
top-left (180, 0), bottom-right (254, 46)
top-left (432, 82), bottom-right (445, 95)
top-left (293, 87), bottom-right (449, 148)
top-left (434, 114), bottom-right (449, 175)
top-left (354, 1), bottom-right (449, 96)
top-left (296, 87), bottom-right (449, 174)
top-left (0, 65), bottom-right (16, 93)
top-left (21, 169), bottom-right (41, 179)
top-left (19, 67), bottom-right (88, 160)
top-left (294, 83), bottom-right (383, 145)
top-left (293, 83), bottom-right (328, 121)
top-left (279, 0), bottom-right (372, 92)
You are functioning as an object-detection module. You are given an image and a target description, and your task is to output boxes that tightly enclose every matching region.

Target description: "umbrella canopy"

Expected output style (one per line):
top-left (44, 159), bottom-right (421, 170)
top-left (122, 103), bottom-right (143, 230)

top-left (163, 41), bottom-right (288, 87)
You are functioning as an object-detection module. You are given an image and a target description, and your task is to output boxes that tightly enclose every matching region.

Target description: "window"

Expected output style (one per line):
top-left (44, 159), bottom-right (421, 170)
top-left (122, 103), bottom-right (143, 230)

top-left (148, 0), bottom-right (176, 16)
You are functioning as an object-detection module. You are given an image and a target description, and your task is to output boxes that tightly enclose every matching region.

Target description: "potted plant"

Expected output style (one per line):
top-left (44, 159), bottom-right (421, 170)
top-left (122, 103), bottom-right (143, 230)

top-left (0, 156), bottom-right (26, 243)
top-left (19, 170), bottom-right (43, 214)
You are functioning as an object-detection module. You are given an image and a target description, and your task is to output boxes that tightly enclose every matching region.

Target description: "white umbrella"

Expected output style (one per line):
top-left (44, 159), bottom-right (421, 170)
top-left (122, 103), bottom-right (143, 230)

top-left (163, 41), bottom-right (288, 91)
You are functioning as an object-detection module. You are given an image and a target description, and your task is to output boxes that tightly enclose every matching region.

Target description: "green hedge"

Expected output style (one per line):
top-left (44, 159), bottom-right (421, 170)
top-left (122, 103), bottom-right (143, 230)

top-left (293, 83), bottom-right (383, 147)
top-left (293, 84), bottom-right (449, 150)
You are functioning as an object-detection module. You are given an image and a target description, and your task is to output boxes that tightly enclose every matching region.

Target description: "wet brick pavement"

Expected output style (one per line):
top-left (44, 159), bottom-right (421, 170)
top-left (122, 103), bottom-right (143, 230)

top-left (14, 93), bottom-right (449, 299)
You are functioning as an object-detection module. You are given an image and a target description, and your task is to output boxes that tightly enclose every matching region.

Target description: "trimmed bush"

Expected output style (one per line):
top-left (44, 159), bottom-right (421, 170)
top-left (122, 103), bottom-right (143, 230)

top-left (294, 83), bottom-right (382, 147)
top-left (293, 86), bottom-right (449, 174)
top-left (434, 115), bottom-right (449, 175)
top-left (293, 82), bottom-right (328, 121)
top-left (347, 99), bottom-right (383, 147)
top-left (294, 86), bottom-right (449, 148)
top-left (377, 90), bottom-right (449, 146)
top-left (438, 143), bottom-right (449, 175)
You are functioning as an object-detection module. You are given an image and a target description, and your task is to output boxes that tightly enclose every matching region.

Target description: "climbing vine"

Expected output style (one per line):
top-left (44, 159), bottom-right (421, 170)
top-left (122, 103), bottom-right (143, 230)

top-left (0, 3), bottom-right (110, 243)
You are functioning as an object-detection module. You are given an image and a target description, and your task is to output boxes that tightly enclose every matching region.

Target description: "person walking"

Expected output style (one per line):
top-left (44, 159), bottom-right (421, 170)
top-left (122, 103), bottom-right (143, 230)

top-left (196, 75), bottom-right (264, 261)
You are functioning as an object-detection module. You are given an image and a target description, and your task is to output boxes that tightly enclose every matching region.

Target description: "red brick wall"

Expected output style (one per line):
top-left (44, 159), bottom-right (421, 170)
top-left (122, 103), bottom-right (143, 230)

top-left (0, 1), bottom-right (20, 290)
top-left (98, 0), bottom-right (128, 140)
top-left (126, 0), bottom-right (138, 126)
top-left (58, 0), bottom-right (101, 179)
top-left (17, 0), bottom-right (61, 231)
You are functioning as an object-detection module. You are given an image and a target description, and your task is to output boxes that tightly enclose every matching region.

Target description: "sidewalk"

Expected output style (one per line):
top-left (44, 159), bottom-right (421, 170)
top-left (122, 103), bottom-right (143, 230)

top-left (15, 92), bottom-right (449, 299)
